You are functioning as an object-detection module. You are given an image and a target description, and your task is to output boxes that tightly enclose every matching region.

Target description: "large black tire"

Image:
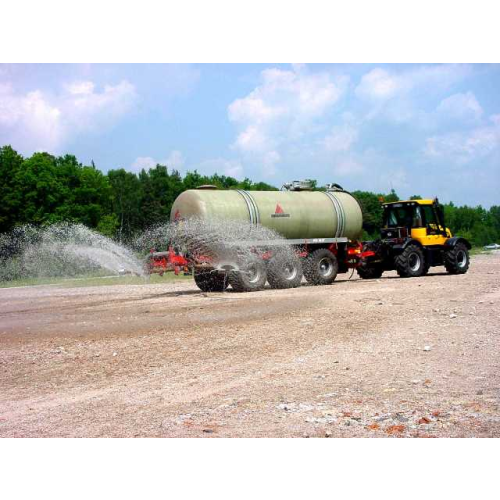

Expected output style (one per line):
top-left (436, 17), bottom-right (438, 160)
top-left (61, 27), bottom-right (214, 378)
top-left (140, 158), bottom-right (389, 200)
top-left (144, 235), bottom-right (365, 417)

top-left (395, 244), bottom-right (425, 278)
top-left (267, 253), bottom-right (303, 289)
top-left (421, 261), bottom-right (431, 276)
top-left (444, 242), bottom-right (470, 274)
top-left (357, 264), bottom-right (383, 279)
top-left (304, 248), bottom-right (338, 285)
top-left (228, 256), bottom-right (267, 292)
top-left (194, 269), bottom-right (228, 292)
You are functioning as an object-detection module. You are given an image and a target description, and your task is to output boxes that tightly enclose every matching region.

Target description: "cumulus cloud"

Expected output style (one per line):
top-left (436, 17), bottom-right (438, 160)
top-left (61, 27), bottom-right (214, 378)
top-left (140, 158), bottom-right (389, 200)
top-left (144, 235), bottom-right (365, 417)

top-left (131, 150), bottom-right (185, 173)
top-left (354, 65), bottom-right (472, 126)
top-left (356, 65), bottom-right (470, 102)
top-left (322, 125), bottom-right (358, 152)
top-left (131, 156), bottom-right (157, 171)
top-left (424, 115), bottom-right (500, 163)
top-left (436, 91), bottom-right (483, 122)
top-left (355, 68), bottom-right (399, 100)
top-left (228, 65), bottom-right (348, 174)
top-left (0, 79), bottom-right (137, 153)
top-left (332, 158), bottom-right (365, 176)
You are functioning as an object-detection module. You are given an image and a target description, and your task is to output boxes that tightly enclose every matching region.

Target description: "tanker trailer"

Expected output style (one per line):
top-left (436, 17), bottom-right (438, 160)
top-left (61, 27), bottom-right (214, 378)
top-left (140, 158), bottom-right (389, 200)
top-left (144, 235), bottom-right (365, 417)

top-left (169, 181), bottom-right (364, 292)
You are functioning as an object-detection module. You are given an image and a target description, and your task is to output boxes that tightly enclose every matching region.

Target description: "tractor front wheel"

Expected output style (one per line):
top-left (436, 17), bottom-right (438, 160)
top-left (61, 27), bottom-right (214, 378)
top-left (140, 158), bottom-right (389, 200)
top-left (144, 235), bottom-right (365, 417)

top-left (444, 243), bottom-right (470, 274)
top-left (395, 244), bottom-right (425, 278)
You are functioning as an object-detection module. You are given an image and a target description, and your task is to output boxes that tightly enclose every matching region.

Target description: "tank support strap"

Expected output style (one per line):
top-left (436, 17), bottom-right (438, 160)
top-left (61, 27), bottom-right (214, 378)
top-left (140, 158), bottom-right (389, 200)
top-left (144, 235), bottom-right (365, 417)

top-left (237, 190), bottom-right (260, 225)
top-left (323, 191), bottom-right (345, 238)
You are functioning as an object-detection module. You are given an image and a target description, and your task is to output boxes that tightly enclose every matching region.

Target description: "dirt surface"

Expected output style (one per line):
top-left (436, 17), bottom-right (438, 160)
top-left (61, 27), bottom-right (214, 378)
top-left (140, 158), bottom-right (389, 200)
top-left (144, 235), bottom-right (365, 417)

top-left (1, 253), bottom-right (499, 438)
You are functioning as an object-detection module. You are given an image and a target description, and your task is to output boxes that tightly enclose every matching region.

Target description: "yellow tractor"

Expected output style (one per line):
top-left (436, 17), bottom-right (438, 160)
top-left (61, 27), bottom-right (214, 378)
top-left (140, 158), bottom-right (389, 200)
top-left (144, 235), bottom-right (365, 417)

top-left (357, 198), bottom-right (471, 279)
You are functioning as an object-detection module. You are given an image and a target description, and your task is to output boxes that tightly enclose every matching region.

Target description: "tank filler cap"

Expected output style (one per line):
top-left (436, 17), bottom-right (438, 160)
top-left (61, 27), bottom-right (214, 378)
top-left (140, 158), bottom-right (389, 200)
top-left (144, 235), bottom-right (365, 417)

top-left (326, 183), bottom-right (345, 192)
top-left (282, 179), bottom-right (314, 191)
top-left (196, 184), bottom-right (218, 190)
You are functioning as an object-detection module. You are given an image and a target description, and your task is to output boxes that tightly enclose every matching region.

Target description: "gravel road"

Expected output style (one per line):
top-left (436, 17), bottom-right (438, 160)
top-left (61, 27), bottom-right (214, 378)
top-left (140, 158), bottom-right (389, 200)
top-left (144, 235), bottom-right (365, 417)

top-left (1, 253), bottom-right (499, 437)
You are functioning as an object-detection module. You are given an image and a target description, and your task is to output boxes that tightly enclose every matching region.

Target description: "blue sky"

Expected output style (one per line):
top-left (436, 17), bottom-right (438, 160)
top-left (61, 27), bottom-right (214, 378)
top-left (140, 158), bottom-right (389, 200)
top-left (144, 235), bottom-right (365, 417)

top-left (0, 63), bottom-right (499, 207)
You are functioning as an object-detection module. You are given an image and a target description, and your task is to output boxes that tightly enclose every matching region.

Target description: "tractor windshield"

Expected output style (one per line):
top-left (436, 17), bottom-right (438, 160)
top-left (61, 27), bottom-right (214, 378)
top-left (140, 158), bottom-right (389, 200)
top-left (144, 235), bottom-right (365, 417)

top-left (383, 204), bottom-right (424, 229)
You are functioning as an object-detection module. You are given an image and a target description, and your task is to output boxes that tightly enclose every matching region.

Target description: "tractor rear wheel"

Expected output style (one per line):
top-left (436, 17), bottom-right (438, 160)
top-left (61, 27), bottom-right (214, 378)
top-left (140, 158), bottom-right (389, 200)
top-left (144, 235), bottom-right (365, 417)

top-left (304, 248), bottom-right (338, 285)
top-left (267, 253), bottom-right (303, 289)
top-left (395, 244), bottom-right (425, 278)
top-left (229, 256), bottom-right (267, 292)
top-left (444, 242), bottom-right (470, 274)
top-left (357, 264), bottom-right (383, 279)
top-left (194, 269), bottom-right (228, 292)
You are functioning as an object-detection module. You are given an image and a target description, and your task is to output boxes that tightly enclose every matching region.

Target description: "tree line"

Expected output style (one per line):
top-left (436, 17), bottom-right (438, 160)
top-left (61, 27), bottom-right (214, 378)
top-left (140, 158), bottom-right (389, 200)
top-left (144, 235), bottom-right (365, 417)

top-left (1, 145), bottom-right (498, 247)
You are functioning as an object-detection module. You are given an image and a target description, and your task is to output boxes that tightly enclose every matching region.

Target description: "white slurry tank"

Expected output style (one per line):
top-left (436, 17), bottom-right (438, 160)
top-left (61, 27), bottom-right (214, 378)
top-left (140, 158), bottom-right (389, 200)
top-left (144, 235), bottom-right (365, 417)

top-left (170, 183), bottom-right (363, 242)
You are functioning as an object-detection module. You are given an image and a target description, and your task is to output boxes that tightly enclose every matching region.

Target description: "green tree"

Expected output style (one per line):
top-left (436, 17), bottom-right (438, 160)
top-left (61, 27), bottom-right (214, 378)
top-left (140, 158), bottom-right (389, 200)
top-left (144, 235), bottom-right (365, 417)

top-left (97, 213), bottom-right (119, 238)
top-left (385, 189), bottom-right (400, 202)
top-left (52, 155), bottom-right (112, 227)
top-left (138, 164), bottom-right (185, 226)
top-left (108, 169), bottom-right (142, 242)
top-left (0, 146), bottom-right (24, 232)
top-left (351, 191), bottom-right (384, 238)
top-left (16, 152), bottom-right (65, 225)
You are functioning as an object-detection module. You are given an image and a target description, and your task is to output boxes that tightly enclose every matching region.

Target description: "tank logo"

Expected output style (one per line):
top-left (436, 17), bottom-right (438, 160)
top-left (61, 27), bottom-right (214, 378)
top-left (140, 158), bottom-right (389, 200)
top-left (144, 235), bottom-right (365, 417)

top-left (271, 203), bottom-right (290, 218)
top-left (174, 209), bottom-right (181, 221)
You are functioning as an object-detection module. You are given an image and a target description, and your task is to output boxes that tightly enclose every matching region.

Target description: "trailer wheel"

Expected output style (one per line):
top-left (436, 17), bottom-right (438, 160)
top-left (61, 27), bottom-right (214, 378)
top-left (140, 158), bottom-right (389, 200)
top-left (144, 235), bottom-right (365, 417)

top-left (395, 244), bottom-right (425, 278)
top-left (444, 242), bottom-right (470, 274)
top-left (267, 253), bottom-right (303, 289)
top-left (194, 269), bottom-right (228, 292)
top-left (357, 264), bottom-right (383, 279)
top-left (304, 248), bottom-right (338, 285)
top-left (229, 256), bottom-right (267, 292)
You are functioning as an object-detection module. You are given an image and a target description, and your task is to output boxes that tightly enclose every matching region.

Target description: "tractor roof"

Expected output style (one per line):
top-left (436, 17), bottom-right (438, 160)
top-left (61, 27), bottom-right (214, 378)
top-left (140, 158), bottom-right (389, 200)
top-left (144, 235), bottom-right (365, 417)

top-left (382, 199), bottom-right (435, 207)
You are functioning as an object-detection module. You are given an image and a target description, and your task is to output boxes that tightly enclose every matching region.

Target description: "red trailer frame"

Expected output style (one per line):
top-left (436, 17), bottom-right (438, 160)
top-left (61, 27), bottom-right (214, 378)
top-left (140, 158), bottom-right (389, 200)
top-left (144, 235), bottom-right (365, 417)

top-left (145, 240), bottom-right (371, 278)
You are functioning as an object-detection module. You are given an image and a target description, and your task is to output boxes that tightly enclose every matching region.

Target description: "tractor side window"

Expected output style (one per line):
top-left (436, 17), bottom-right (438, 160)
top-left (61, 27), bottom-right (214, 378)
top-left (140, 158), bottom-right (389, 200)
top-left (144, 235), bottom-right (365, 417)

top-left (387, 210), bottom-right (398, 227)
top-left (422, 205), bottom-right (439, 234)
top-left (413, 206), bottom-right (424, 227)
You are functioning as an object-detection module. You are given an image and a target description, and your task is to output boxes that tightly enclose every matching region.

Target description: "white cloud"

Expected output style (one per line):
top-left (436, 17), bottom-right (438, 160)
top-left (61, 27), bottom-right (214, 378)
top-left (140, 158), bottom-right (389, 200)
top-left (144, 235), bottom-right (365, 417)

top-left (356, 65), bottom-right (470, 102)
top-left (262, 151), bottom-right (281, 177)
top-left (0, 79), bottom-right (137, 153)
top-left (437, 91), bottom-right (483, 121)
top-left (332, 158), bottom-right (365, 176)
top-left (197, 158), bottom-right (244, 179)
top-left (228, 65), bottom-right (348, 173)
top-left (355, 68), bottom-right (399, 100)
top-left (165, 150), bottom-right (185, 171)
top-left (233, 125), bottom-right (270, 153)
top-left (131, 150), bottom-right (185, 173)
top-left (64, 81), bottom-right (95, 95)
top-left (131, 156), bottom-right (157, 171)
top-left (322, 125), bottom-right (358, 152)
top-left (424, 116), bottom-right (500, 163)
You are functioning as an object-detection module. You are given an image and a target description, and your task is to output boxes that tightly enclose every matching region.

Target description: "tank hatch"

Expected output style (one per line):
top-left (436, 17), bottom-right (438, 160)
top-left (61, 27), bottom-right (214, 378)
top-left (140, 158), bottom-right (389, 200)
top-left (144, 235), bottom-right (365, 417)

top-left (282, 180), bottom-right (314, 191)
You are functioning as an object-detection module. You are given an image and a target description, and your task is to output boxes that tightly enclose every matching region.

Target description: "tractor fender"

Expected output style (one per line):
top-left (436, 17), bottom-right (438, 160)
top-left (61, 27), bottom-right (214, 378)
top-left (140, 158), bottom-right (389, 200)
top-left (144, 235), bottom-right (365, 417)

top-left (445, 236), bottom-right (472, 250)
top-left (390, 238), bottom-right (424, 253)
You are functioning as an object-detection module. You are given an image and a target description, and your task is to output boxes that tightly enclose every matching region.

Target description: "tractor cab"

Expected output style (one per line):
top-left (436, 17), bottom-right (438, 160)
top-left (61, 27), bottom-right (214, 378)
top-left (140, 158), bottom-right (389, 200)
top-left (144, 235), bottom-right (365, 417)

top-left (381, 199), bottom-right (451, 246)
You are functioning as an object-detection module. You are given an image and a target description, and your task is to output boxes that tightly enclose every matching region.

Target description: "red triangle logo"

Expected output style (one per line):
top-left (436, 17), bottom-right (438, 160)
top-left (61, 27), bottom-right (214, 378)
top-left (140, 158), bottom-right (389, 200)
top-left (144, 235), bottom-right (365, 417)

top-left (275, 204), bottom-right (284, 214)
top-left (174, 209), bottom-right (181, 220)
